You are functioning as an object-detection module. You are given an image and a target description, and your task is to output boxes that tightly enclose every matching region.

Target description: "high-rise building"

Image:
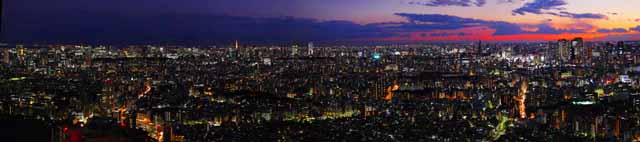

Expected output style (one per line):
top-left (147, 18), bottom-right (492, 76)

top-left (477, 40), bottom-right (483, 54)
top-left (17, 45), bottom-right (25, 65)
top-left (558, 39), bottom-right (569, 63)
top-left (39, 48), bottom-right (48, 66)
top-left (291, 45), bottom-right (299, 56)
top-left (235, 40), bottom-right (239, 49)
top-left (2, 48), bottom-right (9, 65)
top-left (545, 41), bottom-right (555, 64)
top-left (82, 48), bottom-right (92, 69)
top-left (616, 41), bottom-right (630, 64)
top-left (229, 40), bottom-right (239, 59)
top-left (307, 42), bottom-right (314, 56)
top-left (616, 41), bottom-right (625, 56)
top-left (571, 37), bottom-right (584, 64)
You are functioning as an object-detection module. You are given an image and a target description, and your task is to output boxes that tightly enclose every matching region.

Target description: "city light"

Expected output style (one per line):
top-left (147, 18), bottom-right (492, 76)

top-left (4, 0), bottom-right (640, 141)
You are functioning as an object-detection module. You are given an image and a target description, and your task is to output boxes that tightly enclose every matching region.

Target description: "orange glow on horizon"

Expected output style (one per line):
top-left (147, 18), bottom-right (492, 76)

top-left (361, 26), bottom-right (640, 42)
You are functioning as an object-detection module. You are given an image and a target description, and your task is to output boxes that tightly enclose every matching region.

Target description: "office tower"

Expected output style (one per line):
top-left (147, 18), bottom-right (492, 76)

top-left (558, 39), bottom-right (569, 63)
top-left (616, 41), bottom-right (630, 64)
top-left (571, 37), bottom-right (584, 64)
top-left (235, 40), bottom-right (239, 49)
top-left (83, 48), bottom-right (92, 68)
top-left (477, 40), bottom-right (482, 54)
top-left (616, 41), bottom-right (625, 56)
top-left (2, 48), bottom-right (8, 65)
top-left (229, 40), bottom-right (239, 59)
top-left (17, 45), bottom-right (25, 65)
top-left (291, 45), bottom-right (299, 56)
top-left (39, 48), bottom-right (48, 66)
top-left (308, 42), bottom-right (314, 56)
top-left (545, 41), bottom-right (555, 64)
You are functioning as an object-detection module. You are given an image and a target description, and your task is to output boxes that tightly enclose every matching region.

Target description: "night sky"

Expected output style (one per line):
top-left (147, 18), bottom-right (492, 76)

top-left (5, 0), bottom-right (640, 44)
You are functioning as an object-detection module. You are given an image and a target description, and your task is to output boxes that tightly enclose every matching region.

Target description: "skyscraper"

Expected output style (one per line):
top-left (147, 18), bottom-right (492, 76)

top-left (2, 48), bottom-right (9, 65)
top-left (558, 39), bottom-right (569, 63)
top-left (571, 37), bottom-right (584, 64)
top-left (546, 41), bottom-right (555, 64)
top-left (477, 40), bottom-right (482, 54)
top-left (229, 40), bottom-right (239, 59)
top-left (235, 40), bottom-right (239, 49)
top-left (17, 45), bottom-right (25, 65)
top-left (307, 42), bottom-right (314, 56)
top-left (616, 41), bottom-right (628, 64)
top-left (291, 45), bottom-right (299, 56)
top-left (616, 41), bottom-right (625, 56)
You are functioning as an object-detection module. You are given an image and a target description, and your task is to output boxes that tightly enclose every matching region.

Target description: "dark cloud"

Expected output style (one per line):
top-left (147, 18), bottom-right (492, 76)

top-left (554, 12), bottom-right (608, 19)
top-left (631, 26), bottom-right (640, 32)
top-left (1, 10), bottom-right (609, 44)
top-left (499, 0), bottom-right (525, 3)
top-left (430, 32), bottom-right (471, 37)
top-left (394, 13), bottom-right (586, 35)
top-left (512, 0), bottom-right (567, 15)
top-left (410, 0), bottom-right (486, 7)
top-left (512, 0), bottom-right (607, 20)
top-left (4, 12), bottom-right (395, 44)
top-left (597, 28), bottom-right (628, 33)
top-left (635, 19), bottom-right (640, 22)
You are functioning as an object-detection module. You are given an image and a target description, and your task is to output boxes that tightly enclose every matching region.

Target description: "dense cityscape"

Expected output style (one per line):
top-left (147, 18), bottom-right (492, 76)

top-left (3, 39), bottom-right (640, 141)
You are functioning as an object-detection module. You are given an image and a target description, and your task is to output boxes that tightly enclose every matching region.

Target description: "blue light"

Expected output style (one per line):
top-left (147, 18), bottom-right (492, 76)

top-left (372, 53), bottom-right (381, 60)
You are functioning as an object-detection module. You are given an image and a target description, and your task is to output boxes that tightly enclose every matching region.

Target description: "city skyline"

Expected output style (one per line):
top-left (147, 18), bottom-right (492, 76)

top-left (5, 1), bottom-right (640, 141)
top-left (5, 0), bottom-right (640, 44)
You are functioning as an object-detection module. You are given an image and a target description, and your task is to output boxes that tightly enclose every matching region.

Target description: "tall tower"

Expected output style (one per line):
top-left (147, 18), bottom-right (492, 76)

top-left (307, 42), bottom-right (314, 56)
top-left (235, 40), bottom-right (239, 49)
top-left (558, 39), bottom-right (569, 63)
top-left (616, 41), bottom-right (626, 64)
top-left (82, 48), bottom-right (92, 69)
top-left (291, 44), bottom-right (299, 57)
top-left (477, 40), bottom-right (482, 54)
top-left (616, 41), bottom-right (625, 56)
top-left (229, 40), bottom-right (239, 60)
top-left (17, 45), bottom-right (25, 65)
top-left (571, 37), bottom-right (584, 64)
top-left (546, 41), bottom-right (554, 64)
top-left (2, 48), bottom-right (8, 65)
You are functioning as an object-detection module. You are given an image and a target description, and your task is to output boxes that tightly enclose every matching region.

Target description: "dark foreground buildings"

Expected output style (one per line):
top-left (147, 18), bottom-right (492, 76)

top-left (2, 40), bottom-right (640, 141)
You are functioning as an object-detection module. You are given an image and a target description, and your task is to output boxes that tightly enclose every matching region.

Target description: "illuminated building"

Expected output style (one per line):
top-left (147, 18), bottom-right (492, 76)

top-left (38, 48), bottom-right (48, 67)
top-left (235, 40), bottom-right (239, 49)
top-left (229, 40), bottom-right (239, 59)
top-left (570, 37), bottom-right (584, 64)
top-left (291, 45), bottom-right (299, 56)
top-left (616, 41), bottom-right (625, 56)
top-left (515, 79), bottom-right (528, 119)
top-left (615, 41), bottom-right (631, 64)
top-left (2, 48), bottom-right (9, 65)
top-left (17, 45), bottom-right (25, 65)
top-left (372, 52), bottom-right (381, 60)
top-left (558, 39), bottom-right (569, 63)
top-left (82, 48), bottom-right (92, 69)
top-left (307, 42), bottom-right (314, 56)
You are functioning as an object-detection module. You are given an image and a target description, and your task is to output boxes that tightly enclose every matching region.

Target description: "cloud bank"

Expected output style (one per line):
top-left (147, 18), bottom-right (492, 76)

top-left (512, 0), bottom-right (607, 19)
top-left (410, 0), bottom-right (487, 7)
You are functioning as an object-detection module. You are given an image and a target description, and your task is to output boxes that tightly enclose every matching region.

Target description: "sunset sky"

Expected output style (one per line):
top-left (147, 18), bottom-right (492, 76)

top-left (6, 0), bottom-right (640, 43)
